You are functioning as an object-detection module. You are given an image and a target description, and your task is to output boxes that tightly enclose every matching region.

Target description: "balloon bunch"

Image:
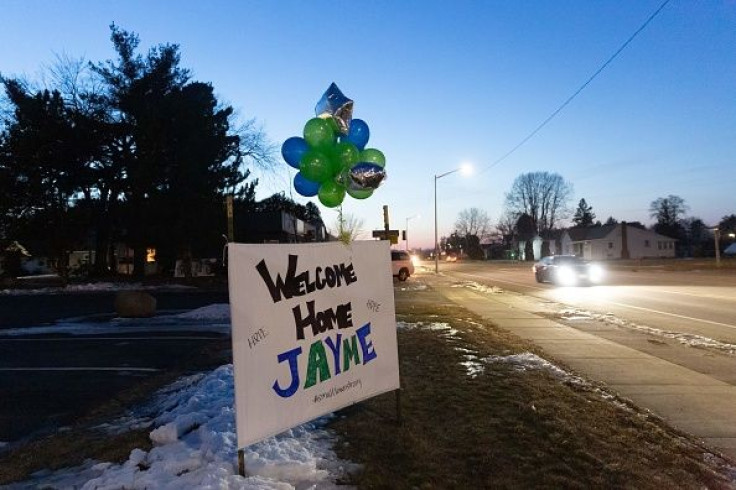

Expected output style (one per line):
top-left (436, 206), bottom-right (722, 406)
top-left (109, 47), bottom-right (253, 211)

top-left (281, 83), bottom-right (387, 208)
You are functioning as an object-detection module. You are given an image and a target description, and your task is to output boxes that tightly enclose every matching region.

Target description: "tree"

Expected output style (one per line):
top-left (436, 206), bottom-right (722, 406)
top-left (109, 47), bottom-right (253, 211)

top-left (455, 208), bottom-right (490, 238)
top-left (0, 79), bottom-right (93, 275)
top-left (516, 213), bottom-right (536, 261)
top-left (452, 208), bottom-right (490, 259)
top-left (649, 195), bottom-right (688, 239)
top-left (91, 25), bottom-right (270, 276)
top-left (680, 217), bottom-right (711, 257)
top-left (719, 214), bottom-right (736, 233)
top-left (504, 171), bottom-right (572, 235)
top-left (604, 216), bottom-right (619, 226)
top-left (334, 208), bottom-right (364, 244)
top-left (572, 198), bottom-right (596, 227)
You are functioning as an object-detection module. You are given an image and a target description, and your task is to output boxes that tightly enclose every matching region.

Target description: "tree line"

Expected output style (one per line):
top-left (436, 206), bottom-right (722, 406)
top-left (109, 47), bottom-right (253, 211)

top-left (444, 171), bottom-right (735, 260)
top-left (0, 25), bottom-right (315, 278)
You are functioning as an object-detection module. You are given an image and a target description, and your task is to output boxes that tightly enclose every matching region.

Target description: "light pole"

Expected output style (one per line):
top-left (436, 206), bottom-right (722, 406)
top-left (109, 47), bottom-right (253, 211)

top-left (434, 164), bottom-right (472, 274)
top-left (405, 214), bottom-right (419, 251)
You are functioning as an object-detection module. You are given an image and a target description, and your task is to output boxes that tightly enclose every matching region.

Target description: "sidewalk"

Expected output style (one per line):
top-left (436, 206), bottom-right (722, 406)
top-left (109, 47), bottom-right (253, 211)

top-left (419, 273), bottom-right (736, 461)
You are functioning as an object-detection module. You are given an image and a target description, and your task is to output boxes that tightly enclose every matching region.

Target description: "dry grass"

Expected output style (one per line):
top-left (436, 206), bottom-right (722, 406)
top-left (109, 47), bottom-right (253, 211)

top-left (329, 300), bottom-right (736, 489)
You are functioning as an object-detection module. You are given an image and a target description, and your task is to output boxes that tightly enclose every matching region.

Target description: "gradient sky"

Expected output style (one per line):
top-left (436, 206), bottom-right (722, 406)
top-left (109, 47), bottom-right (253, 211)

top-left (1, 1), bottom-right (734, 249)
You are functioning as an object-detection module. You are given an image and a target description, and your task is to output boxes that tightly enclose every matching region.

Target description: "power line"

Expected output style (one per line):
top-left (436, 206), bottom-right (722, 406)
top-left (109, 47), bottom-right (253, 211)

top-left (483, 0), bottom-right (672, 174)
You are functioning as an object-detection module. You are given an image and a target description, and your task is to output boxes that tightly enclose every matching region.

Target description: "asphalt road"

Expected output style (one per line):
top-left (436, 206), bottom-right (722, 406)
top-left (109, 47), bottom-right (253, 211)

top-left (0, 290), bottom-right (230, 329)
top-left (0, 290), bottom-right (231, 444)
top-left (435, 261), bottom-right (736, 344)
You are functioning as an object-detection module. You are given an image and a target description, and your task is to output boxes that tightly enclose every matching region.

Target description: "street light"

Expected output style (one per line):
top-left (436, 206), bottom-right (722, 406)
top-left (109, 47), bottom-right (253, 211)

top-left (434, 163), bottom-right (472, 273)
top-left (405, 214), bottom-right (420, 251)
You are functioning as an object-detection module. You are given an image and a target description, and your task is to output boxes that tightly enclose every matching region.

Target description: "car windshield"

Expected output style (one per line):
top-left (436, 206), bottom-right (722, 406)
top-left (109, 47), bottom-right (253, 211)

top-left (554, 256), bottom-right (583, 265)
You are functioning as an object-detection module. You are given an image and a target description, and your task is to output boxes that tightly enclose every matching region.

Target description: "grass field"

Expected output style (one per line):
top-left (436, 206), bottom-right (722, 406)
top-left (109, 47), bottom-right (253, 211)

top-left (329, 293), bottom-right (736, 488)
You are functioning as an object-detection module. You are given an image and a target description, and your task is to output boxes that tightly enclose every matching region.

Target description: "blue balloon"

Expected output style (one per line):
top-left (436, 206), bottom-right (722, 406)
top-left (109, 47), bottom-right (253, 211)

top-left (294, 172), bottom-right (320, 197)
top-left (281, 137), bottom-right (309, 169)
top-left (345, 118), bottom-right (370, 151)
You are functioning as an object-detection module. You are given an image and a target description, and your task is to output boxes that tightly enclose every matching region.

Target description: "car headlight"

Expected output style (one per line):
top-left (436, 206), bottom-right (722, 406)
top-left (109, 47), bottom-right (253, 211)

top-left (556, 266), bottom-right (577, 286)
top-left (588, 264), bottom-right (604, 283)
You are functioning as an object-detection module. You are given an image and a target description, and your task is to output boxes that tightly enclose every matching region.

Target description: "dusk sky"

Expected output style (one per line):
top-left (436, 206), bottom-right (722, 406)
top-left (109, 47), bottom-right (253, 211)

top-left (2, 1), bottom-right (734, 249)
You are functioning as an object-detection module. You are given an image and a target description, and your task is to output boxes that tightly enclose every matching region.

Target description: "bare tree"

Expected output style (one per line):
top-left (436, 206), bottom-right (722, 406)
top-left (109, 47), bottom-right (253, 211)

top-left (649, 195), bottom-right (688, 227)
top-left (454, 207), bottom-right (490, 238)
top-left (504, 171), bottom-right (572, 234)
top-left (334, 208), bottom-right (364, 244)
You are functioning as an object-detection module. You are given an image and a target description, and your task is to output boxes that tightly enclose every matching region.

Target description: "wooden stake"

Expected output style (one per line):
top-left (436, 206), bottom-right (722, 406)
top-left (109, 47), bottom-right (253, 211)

top-left (396, 389), bottom-right (402, 425)
top-left (238, 448), bottom-right (246, 477)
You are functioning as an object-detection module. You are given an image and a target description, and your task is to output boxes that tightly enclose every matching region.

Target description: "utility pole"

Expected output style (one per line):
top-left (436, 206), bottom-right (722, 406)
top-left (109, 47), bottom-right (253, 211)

top-left (714, 227), bottom-right (721, 267)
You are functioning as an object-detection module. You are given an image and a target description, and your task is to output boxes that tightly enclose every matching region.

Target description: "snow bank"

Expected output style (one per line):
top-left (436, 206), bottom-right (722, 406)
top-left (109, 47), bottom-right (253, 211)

top-left (451, 281), bottom-right (503, 294)
top-left (15, 365), bottom-right (356, 489)
top-left (558, 307), bottom-right (736, 355)
top-left (0, 282), bottom-right (196, 295)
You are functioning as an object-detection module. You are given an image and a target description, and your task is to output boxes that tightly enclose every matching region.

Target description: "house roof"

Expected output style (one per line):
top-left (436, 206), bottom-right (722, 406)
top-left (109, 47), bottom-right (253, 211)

top-left (566, 224), bottom-right (617, 242)
top-left (566, 223), bottom-right (679, 243)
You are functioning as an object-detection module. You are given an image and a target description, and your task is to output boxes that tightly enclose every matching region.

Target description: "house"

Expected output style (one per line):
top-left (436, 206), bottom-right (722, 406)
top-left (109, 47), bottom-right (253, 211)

top-left (560, 222), bottom-right (676, 260)
top-left (239, 211), bottom-right (328, 244)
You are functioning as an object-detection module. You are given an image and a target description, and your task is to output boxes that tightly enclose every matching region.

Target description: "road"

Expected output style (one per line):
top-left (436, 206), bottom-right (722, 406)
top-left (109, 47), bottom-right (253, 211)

top-left (434, 261), bottom-right (736, 345)
top-left (0, 290), bottom-right (231, 444)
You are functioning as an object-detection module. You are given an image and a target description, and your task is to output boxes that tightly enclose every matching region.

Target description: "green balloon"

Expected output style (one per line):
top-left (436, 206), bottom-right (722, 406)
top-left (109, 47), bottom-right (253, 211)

top-left (347, 187), bottom-right (373, 200)
top-left (359, 148), bottom-right (386, 168)
top-left (300, 150), bottom-right (332, 183)
top-left (303, 117), bottom-right (335, 149)
top-left (318, 181), bottom-right (346, 208)
top-left (334, 141), bottom-right (360, 170)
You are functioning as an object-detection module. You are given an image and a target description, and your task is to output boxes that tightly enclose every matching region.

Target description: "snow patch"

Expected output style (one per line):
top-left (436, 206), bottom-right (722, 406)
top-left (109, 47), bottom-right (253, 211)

top-left (0, 282), bottom-right (196, 295)
top-left (557, 307), bottom-right (736, 355)
top-left (451, 281), bottom-right (503, 294)
top-left (12, 365), bottom-right (355, 489)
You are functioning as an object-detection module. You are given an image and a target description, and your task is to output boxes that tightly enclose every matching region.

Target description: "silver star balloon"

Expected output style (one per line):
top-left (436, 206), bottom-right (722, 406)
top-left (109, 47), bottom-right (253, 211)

top-left (315, 83), bottom-right (354, 135)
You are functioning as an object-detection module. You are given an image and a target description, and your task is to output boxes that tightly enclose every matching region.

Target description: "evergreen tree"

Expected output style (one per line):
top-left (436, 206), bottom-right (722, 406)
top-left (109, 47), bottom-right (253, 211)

top-left (572, 198), bottom-right (596, 227)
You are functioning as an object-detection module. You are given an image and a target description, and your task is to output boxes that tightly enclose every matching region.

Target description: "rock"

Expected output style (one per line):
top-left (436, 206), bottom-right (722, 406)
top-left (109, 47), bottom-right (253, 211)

top-left (114, 291), bottom-right (157, 318)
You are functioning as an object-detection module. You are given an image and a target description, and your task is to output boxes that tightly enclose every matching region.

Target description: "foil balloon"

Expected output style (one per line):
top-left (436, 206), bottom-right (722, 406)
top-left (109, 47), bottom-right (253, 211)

top-left (315, 82), bottom-right (354, 135)
top-left (349, 162), bottom-right (386, 190)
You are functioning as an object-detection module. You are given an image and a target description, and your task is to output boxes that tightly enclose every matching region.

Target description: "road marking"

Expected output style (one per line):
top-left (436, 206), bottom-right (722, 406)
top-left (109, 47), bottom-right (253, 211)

top-left (0, 336), bottom-right (224, 341)
top-left (642, 288), bottom-right (736, 302)
top-left (0, 367), bottom-right (160, 372)
top-left (599, 301), bottom-right (736, 331)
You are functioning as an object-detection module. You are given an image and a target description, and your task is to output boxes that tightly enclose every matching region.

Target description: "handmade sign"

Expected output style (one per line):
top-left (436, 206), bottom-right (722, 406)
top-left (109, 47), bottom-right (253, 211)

top-left (281, 83), bottom-right (387, 207)
top-left (228, 240), bottom-right (400, 448)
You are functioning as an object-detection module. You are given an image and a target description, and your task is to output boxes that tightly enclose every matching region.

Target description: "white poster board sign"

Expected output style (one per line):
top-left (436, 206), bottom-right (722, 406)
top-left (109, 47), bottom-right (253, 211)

top-left (228, 240), bottom-right (400, 448)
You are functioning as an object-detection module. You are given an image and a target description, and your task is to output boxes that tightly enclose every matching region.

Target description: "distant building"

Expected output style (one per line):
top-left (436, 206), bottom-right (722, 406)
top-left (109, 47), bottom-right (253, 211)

top-left (560, 222), bottom-right (676, 260)
top-left (238, 211), bottom-right (328, 244)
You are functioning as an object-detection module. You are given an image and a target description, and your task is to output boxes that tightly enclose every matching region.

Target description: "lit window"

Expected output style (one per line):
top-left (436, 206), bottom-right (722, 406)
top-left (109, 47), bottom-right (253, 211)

top-left (146, 248), bottom-right (156, 263)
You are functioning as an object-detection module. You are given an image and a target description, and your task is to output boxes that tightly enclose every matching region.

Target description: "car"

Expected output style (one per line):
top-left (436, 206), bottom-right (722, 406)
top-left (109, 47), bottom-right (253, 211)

top-left (391, 250), bottom-right (415, 281)
top-left (532, 255), bottom-right (604, 286)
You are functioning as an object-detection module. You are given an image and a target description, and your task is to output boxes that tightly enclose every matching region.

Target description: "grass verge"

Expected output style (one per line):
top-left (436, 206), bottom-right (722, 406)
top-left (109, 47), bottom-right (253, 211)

top-left (329, 296), bottom-right (736, 489)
